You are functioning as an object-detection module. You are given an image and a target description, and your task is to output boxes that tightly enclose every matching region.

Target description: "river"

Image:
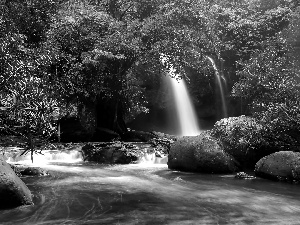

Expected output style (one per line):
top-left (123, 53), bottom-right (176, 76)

top-left (1, 155), bottom-right (300, 224)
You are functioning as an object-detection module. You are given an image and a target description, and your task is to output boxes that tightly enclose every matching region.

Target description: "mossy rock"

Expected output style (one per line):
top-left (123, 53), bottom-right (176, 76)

top-left (168, 132), bottom-right (239, 173)
top-left (255, 151), bottom-right (300, 183)
top-left (81, 143), bottom-right (138, 164)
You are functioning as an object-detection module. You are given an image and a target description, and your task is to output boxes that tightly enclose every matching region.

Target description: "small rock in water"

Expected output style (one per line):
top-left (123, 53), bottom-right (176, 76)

top-left (235, 172), bottom-right (255, 179)
top-left (9, 164), bottom-right (50, 177)
top-left (20, 167), bottom-right (50, 176)
top-left (173, 176), bottom-right (185, 182)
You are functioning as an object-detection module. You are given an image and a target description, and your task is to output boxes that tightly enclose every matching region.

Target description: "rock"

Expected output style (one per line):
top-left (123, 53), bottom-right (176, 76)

top-left (20, 167), bottom-right (49, 177)
top-left (9, 164), bottom-right (22, 177)
top-left (9, 165), bottom-right (50, 177)
top-left (211, 116), bottom-right (278, 169)
top-left (150, 131), bottom-right (177, 141)
top-left (81, 143), bottom-right (138, 164)
top-left (168, 133), bottom-right (239, 173)
top-left (0, 156), bottom-right (33, 209)
top-left (235, 172), bottom-right (256, 179)
top-left (149, 137), bottom-right (174, 155)
top-left (255, 151), bottom-right (300, 182)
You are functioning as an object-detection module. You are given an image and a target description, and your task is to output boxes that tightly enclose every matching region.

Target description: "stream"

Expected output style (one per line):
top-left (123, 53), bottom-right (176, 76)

top-left (1, 152), bottom-right (300, 224)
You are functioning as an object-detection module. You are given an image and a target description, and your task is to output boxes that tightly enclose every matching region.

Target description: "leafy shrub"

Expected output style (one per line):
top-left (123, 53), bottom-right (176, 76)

top-left (211, 115), bottom-right (279, 168)
top-left (231, 31), bottom-right (300, 153)
top-left (255, 102), bottom-right (300, 151)
top-left (0, 83), bottom-right (59, 162)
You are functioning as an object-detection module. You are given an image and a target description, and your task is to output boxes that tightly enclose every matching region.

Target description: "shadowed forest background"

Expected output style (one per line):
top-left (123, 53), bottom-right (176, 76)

top-left (1, 0), bottom-right (300, 150)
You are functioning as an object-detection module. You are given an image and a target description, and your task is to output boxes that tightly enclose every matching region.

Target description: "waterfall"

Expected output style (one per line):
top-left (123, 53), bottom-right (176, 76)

top-left (206, 56), bottom-right (228, 118)
top-left (160, 54), bottom-right (200, 136)
top-left (168, 77), bottom-right (200, 136)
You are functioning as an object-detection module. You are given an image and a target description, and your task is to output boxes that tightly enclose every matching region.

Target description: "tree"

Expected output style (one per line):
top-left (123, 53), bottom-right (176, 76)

top-left (0, 0), bottom-right (64, 160)
top-left (44, 0), bottom-right (225, 134)
top-left (231, 5), bottom-right (300, 150)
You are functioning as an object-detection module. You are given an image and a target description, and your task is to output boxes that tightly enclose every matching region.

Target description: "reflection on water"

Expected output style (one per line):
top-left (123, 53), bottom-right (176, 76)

top-left (1, 162), bottom-right (300, 224)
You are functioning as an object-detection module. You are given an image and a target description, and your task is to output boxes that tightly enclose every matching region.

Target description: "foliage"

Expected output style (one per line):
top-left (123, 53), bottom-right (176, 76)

top-left (162, 0), bottom-right (299, 118)
top-left (1, 0), bottom-right (299, 158)
top-left (232, 31), bottom-right (300, 150)
top-left (149, 137), bottom-right (175, 155)
top-left (213, 0), bottom-right (293, 59)
top-left (44, 1), bottom-right (151, 125)
top-left (0, 0), bottom-right (64, 161)
top-left (212, 116), bottom-right (264, 149)
top-left (43, 0), bottom-right (227, 131)
top-left (257, 102), bottom-right (300, 151)
top-left (48, 0), bottom-right (297, 128)
top-left (232, 39), bottom-right (299, 104)
top-left (228, 3), bottom-right (300, 151)
top-left (211, 116), bottom-right (279, 168)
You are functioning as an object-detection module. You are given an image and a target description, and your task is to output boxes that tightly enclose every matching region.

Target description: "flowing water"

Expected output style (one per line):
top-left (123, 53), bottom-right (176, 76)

top-left (206, 56), bottom-right (228, 118)
top-left (169, 77), bottom-right (201, 136)
top-left (1, 150), bottom-right (300, 225)
top-left (161, 54), bottom-right (200, 136)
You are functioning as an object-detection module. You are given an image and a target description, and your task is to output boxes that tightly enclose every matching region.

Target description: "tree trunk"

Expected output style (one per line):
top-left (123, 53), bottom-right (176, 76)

top-left (95, 56), bottom-right (135, 134)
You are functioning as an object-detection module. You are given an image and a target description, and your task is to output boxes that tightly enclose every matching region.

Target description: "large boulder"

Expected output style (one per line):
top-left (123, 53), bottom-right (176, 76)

top-left (255, 151), bottom-right (300, 182)
top-left (0, 156), bottom-right (33, 209)
top-left (168, 132), bottom-right (239, 173)
top-left (211, 115), bottom-right (278, 169)
top-left (81, 143), bottom-right (138, 164)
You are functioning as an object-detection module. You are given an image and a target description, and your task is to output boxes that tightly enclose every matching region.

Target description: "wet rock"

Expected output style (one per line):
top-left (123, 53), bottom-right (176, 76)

top-left (0, 156), bottom-right (33, 209)
top-left (9, 165), bottom-right (50, 177)
top-left (235, 172), bottom-right (255, 179)
top-left (81, 143), bottom-right (138, 164)
top-left (168, 133), bottom-right (239, 173)
top-left (150, 131), bottom-right (177, 141)
top-left (255, 151), bottom-right (300, 183)
top-left (149, 137), bottom-right (175, 155)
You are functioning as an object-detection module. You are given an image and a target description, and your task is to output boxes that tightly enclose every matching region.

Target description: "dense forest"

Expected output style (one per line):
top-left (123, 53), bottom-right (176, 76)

top-left (0, 0), bottom-right (299, 154)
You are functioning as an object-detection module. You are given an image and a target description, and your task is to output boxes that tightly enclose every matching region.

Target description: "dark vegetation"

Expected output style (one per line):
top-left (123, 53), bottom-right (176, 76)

top-left (0, 0), bottom-right (300, 163)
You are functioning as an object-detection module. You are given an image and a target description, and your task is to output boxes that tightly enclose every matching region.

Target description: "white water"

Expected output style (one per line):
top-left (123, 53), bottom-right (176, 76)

top-left (206, 56), bottom-right (228, 118)
top-left (3, 150), bottom-right (300, 224)
top-left (2, 161), bottom-right (300, 224)
top-left (160, 54), bottom-right (200, 136)
top-left (6, 145), bottom-right (167, 166)
top-left (6, 149), bottom-right (84, 166)
top-left (169, 77), bottom-right (201, 136)
top-left (137, 152), bottom-right (168, 164)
